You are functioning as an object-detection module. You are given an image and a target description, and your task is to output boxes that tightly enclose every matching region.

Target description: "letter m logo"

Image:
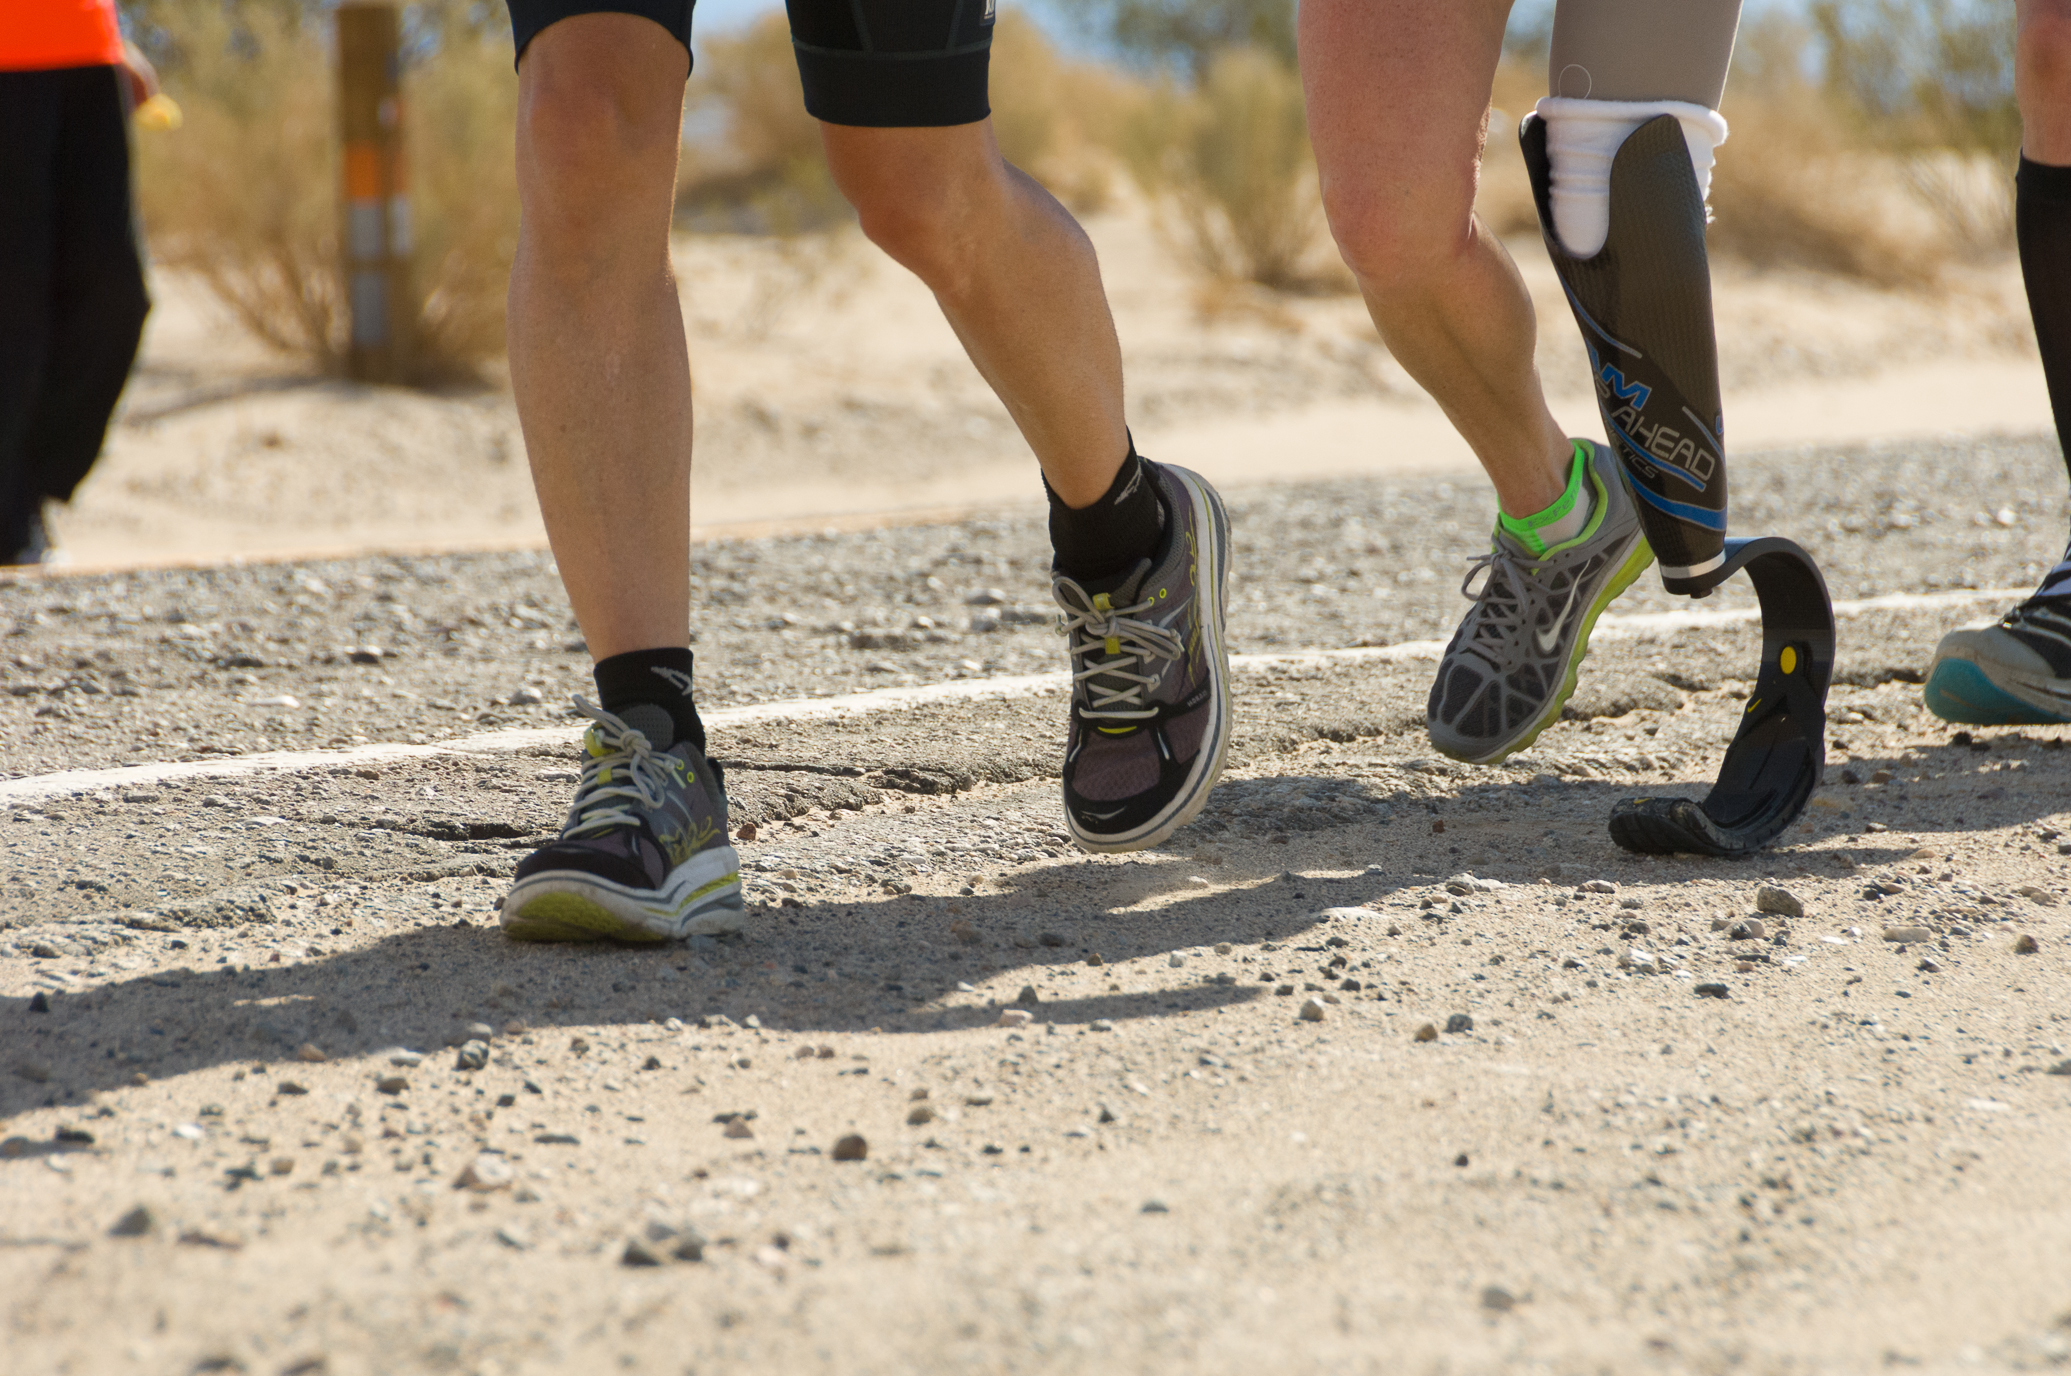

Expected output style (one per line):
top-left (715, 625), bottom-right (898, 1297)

top-left (1598, 363), bottom-right (1651, 410)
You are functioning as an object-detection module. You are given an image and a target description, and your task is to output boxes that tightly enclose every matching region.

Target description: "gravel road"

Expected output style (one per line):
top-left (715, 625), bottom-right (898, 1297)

top-left (3, 437), bottom-right (2070, 1374)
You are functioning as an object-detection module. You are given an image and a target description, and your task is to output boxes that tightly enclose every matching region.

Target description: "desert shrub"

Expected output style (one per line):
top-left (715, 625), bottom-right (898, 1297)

top-left (126, 0), bottom-right (517, 382)
top-left (1119, 46), bottom-right (1341, 291)
top-left (1052, 0), bottom-right (1295, 77)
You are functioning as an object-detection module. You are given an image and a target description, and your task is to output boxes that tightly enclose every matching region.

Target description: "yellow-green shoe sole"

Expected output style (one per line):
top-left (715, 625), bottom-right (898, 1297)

top-left (1436, 537), bottom-right (1656, 767)
top-left (502, 892), bottom-right (673, 944)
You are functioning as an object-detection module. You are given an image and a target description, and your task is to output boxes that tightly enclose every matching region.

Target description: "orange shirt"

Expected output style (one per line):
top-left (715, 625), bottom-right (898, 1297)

top-left (1, 0), bottom-right (126, 71)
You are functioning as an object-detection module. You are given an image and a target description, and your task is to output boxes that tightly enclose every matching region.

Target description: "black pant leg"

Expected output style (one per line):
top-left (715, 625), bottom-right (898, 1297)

top-left (2019, 155), bottom-right (2071, 486)
top-left (25, 65), bottom-right (149, 506)
top-left (0, 70), bottom-right (61, 552)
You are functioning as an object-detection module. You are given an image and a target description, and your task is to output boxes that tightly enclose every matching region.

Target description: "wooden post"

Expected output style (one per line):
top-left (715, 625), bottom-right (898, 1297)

top-left (337, 3), bottom-right (410, 382)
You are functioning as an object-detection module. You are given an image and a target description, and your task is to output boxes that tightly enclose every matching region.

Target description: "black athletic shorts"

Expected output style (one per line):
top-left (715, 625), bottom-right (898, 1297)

top-left (506, 0), bottom-right (994, 127)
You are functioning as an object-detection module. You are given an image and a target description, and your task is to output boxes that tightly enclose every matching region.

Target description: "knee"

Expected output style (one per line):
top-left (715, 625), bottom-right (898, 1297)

top-left (516, 41), bottom-right (683, 247)
top-left (827, 134), bottom-right (1004, 296)
top-left (1320, 176), bottom-right (1474, 299)
top-left (2022, 6), bottom-right (2071, 111)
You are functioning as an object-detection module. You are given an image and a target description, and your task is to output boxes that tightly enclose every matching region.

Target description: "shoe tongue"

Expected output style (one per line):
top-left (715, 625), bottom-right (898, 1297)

top-left (1074, 556), bottom-right (1155, 605)
top-left (613, 703), bottom-right (675, 751)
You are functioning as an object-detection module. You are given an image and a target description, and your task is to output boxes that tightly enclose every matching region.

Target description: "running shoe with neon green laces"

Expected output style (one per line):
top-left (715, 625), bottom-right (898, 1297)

top-left (1428, 438), bottom-right (1654, 764)
top-left (502, 700), bottom-right (743, 942)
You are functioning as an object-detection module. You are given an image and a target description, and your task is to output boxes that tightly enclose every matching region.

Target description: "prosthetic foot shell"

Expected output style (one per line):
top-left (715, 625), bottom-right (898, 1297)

top-left (1607, 537), bottom-right (1835, 856)
top-left (1522, 113), bottom-right (1727, 594)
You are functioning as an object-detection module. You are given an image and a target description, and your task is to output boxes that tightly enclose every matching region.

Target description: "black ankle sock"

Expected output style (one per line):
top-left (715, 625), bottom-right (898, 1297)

top-left (2020, 156), bottom-right (2071, 485)
top-left (593, 647), bottom-right (705, 755)
top-left (1046, 446), bottom-right (1166, 584)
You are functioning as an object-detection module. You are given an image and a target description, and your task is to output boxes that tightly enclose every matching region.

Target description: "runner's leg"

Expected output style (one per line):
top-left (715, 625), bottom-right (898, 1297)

top-left (0, 70), bottom-right (61, 562)
top-left (1300, 0), bottom-right (1569, 519)
top-left (1923, 0), bottom-right (2071, 724)
top-left (507, 12), bottom-right (693, 664)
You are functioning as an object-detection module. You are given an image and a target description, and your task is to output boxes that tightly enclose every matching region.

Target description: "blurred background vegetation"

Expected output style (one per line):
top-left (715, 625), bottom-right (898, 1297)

top-left (118, 0), bottom-right (2023, 384)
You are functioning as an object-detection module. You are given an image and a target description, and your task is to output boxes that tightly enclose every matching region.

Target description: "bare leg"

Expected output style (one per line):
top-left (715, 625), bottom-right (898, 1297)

top-left (820, 122), bottom-right (1129, 507)
top-left (507, 15), bottom-right (691, 661)
top-left (1299, 0), bottom-right (1568, 518)
top-left (2021, 0), bottom-right (2071, 160)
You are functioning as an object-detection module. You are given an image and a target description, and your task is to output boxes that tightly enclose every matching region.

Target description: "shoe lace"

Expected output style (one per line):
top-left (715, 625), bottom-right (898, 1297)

top-left (560, 699), bottom-right (674, 839)
top-left (1459, 546), bottom-right (1533, 647)
top-left (1054, 576), bottom-right (1185, 721)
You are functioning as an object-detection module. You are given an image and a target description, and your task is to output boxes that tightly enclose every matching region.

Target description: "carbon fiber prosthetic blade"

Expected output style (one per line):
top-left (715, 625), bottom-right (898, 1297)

top-left (1522, 113), bottom-right (1836, 856)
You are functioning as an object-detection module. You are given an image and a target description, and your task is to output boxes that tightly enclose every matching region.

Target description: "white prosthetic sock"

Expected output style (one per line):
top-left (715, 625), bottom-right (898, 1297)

top-left (1534, 97), bottom-right (1729, 258)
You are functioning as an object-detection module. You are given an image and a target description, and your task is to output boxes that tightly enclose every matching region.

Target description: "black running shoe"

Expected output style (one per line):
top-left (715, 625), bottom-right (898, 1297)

top-left (1053, 460), bottom-right (1232, 852)
top-left (502, 700), bottom-right (743, 942)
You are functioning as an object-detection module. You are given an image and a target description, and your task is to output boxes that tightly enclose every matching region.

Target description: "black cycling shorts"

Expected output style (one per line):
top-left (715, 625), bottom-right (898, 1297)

top-left (507, 0), bottom-right (994, 127)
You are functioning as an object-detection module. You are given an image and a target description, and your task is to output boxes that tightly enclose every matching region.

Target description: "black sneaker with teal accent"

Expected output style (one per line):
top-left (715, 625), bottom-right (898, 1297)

top-left (1053, 459), bottom-right (1232, 853)
top-left (501, 700), bottom-right (743, 942)
top-left (1925, 590), bottom-right (2071, 725)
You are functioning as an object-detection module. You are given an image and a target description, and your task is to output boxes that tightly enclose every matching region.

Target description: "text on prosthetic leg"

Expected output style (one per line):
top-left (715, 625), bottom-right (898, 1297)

top-left (1521, 113), bottom-right (1728, 589)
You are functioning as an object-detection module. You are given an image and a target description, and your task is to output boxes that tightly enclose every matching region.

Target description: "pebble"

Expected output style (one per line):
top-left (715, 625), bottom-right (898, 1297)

top-left (1089, 1018), bottom-right (1114, 1032)
top-left (1014, 986), bottom-right (1039, 1005)
top-left (2018, 885), bottom-right (2058, 905)
top-left (276, 1081), bottom-right (309, 1096)
top-left (454, 1153), bottom-right (515, 1192)
top-left (906, 1105), bottom-right (935, 1126)
top-left (27, 991), bottom-right (49, 1014)
top-left (1140, 1200), bottom-right (1170, 1214)
top-left (1728, 919), bottom-right (1768, 941)
top-left (465, 1022), bottom-right (495, 1040)
top-left (455, 1040), bottom-right (490, 1071)
top-left (1578, 880), bottom-right (1618, 894)
top-left (723, 1119), bottom-right (755, 1139)
top-left (109, 1206), bottom-right (155, 1238)
top-left (1445, 1013), bottom-right (1474, 1034)
top-left (998, 1009), bottom-right (1034, 1028)
top-left (1882, 925), bottom-right (1935, 944)
top-left (1481, 1286), bottom-right (1518, 1312)
top-left (1167, 954), bottom-right (1186, 968)
top-left (2015, 933), bottom-right (2040, 954)
top-left (1413, 1023), bottom-right (1439, 1042)
top-left (964, 1093), bottom-right (994, 1107)
top-left (1214, 942), bottom-right (1232, 955)
top-left (511, 686), bottom-right (545, 705)
top-left (2047, 1060), bottom-right (2071, 1077)
top-left (621, 1238), bottom-right (665, 1268)
top-left (375, 1076), bottom-right (409, 1095)
top-left (172, 1123), bottom-right (204, 1140)
top-left (1693, 983), bottom-right (1730, 999)
top-left (1755, 885), bottom-right (1804, 918)
top-left (1918, 958), bottom-right (1942, 973)
top-left (388, 1049), bottom-right (424, 1068)
top-left (832, 1134), bottom-right (869, 1162)
top-left (1298, 997), bottom-right (1326, 1022)
top-left (295, 1043), bottom-right (327, 1063)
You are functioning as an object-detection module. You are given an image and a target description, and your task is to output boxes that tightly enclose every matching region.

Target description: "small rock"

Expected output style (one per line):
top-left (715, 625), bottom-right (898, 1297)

top-left (1167, 953), bottom-right (1186, 968)
top-left (964, 1093), bottom-right (994, 1107)
top-left (2015, 933), bottom-right (2040, 954)
top-left (1297, 997), bottom-right (1326, 1022)
top-left (1481, 1286), bottom-right (1518, 1312)
top-left (1693, 983), bottom-right (1730, 999)
top-left (1578, 880), bottom-right (1618, 894)
top-left (621, 1238), bottom-right (665, 1268)
top-left (270, 1157), bottom-right (295, 1176)
top-left (2047, 1059), bottom-right (2071, 1076)
top-left (1444, 1013), bottom-right (1474, 1034)
top-left (736, 822), bottom-right (759, 842)
top-left (1918, 957), bottom-right (1941, 973)
top-left (465, 1022), bottom-right (495, 1040)
top-left (832, 1134), bottom-right (868, 1162)
top-left (2017, 885), bottom-right (2057, 906)
top-left (1085, 953), bottom-right (1104, 967)
top-left (906, 1105), bottom-right (935, 1126)
top-left (511, 686), bottom-right (545, 706)
top-left (27, 991), bottom-right (49, 1014)
top-left (454, 1153), bottom-right (515, 1192)
top-left (1882, 925), bottom-right (1934, 944)
top-left (1089, 1018), bottom-right (1114, 1032)
top-left (1870, 769), bottom-right (1894, 785)
top-left (1140, 1199), bottom-right (1170, 1214)
top-left (275, 1081), bottom-right (309, 1096)
top-left (375, 1076), bottom-right (408, 1095)
top-left (723, 1119), bottom-right (755, 1139)
top-left (1728, 918), bottom-right (1768, 941)
top-left (454, 1040), bottom-right (490, 1072)
top-left (998, 1009), bottom-right (1034, 1028)
top-left (1014, 985), bottom-right (1039, 1005)
top-left (295, 1043), bottom-right (327, 1063)
top-left (1414, 1023), bottom-right (1439, 1042)
top-left (388, 1049), bottom-right (424, 1067)
top-left (1755, 886), bottom-right (1804, 918)
top-left (109, 1205), bottom-right (155, 1238)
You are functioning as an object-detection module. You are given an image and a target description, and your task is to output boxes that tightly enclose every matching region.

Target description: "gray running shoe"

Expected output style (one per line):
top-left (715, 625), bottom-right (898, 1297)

top-left (1925, 591), bottom-right (2071, 725)
top-left (1054, 459), bottom-right (1233, 853)
top-left (502, 700), bottom-right (743, 942)
top-left (1428, 439), bottom-right (1654, 764)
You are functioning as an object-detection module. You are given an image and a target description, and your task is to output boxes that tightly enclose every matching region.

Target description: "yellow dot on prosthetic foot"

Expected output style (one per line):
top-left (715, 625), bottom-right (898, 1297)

top-left (1779, 647), bottom-right (1798, 675)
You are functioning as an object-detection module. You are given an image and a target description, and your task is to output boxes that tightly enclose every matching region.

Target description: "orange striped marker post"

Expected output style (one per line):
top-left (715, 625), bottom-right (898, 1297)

top-left (337, 3), bottom-right (410, 382)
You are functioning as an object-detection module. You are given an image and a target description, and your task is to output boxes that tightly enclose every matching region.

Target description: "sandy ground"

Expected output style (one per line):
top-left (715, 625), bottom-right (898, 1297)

top-left (4, 438), bottom-right (2071, 1372)
top-left (49, 206), bottom-right (2053, 570)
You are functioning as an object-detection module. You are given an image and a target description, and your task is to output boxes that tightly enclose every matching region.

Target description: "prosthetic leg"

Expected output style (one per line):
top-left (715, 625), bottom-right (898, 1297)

top-left (1522, 113), bottom-right (1835, 856)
